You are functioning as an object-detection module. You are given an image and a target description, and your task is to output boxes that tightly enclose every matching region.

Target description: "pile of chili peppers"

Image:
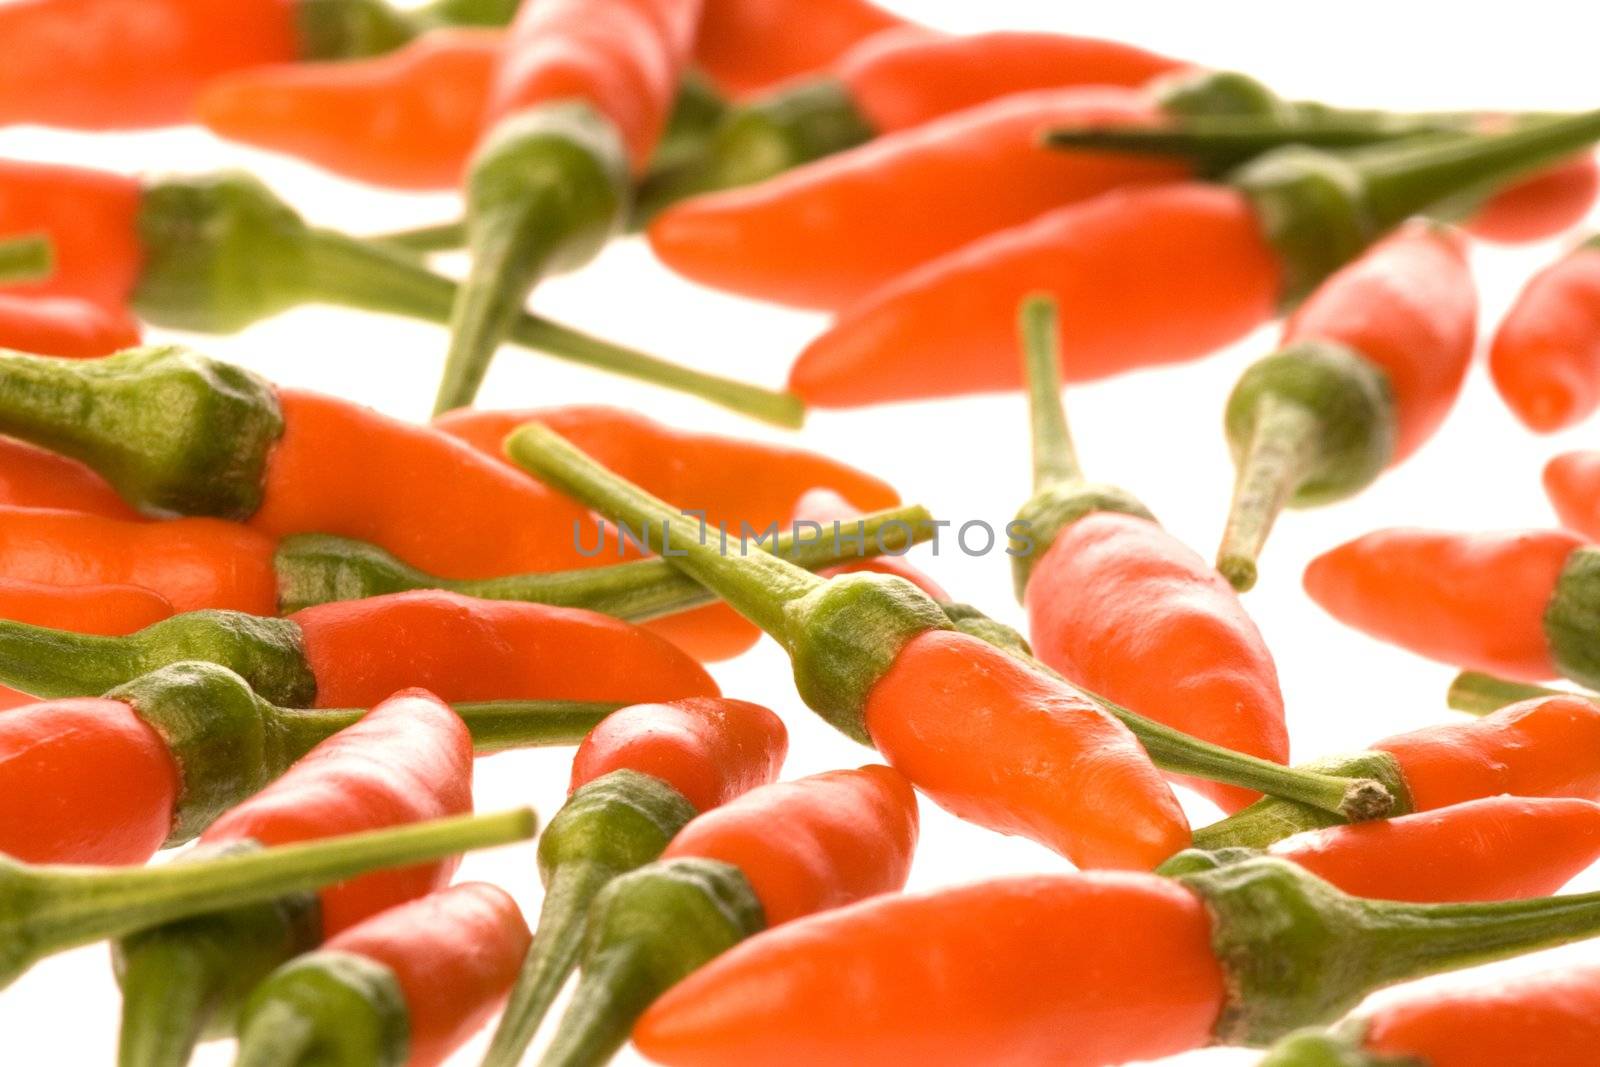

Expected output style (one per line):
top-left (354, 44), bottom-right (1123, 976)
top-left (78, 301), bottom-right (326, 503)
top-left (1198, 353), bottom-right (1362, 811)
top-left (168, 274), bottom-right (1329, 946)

top-left (3, 1), bottom-right (1600, 1065)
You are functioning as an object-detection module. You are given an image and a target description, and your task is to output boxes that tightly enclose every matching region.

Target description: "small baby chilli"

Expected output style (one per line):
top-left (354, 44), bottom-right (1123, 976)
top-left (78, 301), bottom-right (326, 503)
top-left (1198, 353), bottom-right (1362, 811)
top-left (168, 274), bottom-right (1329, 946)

top-left (0, 588), bottom-right (715, 708)
top-left (692, 0), bottom-right (913, 98)
top-left (1168, 795), bottom-right (1600, 905)
top-left (1260, 959), bottom-right (1600, 1067)
top-left (506, 423), bottom-right (1395, 870)
top-left (433, 0), bottom-right (701, 416)
top-left (537, 765), bottom-right (919, 1067)
top-left (0, 164), bottom-right (798, 427)
top-left (0, 348), bottom-right (795, 578)
top-left (1303, 527), bottom-right (1600, 689)
top-left (1009, 296), bottom-right (1287, 812)
top-left (480, 698), bottom-right (787, 1067)
top-left (1216, 222), bottom-right (1478, 591)
top-left (233, 883), bottom-right (530, 1067)
top-left (0, 0), bottom-right (520, 130)
top-left (1182, 694), bottom-right (1600, 855)
top-left (0, 806), bottom-right (533, 993)
top-left (784, 107), bottom-right (1600, 409)
top-left (1488, 235), bottom-right (1600, 433)
top-left (0, 659), bottom-right (607, 866)
top-left (630, 855), bottom-right (1600, 1065)
top-left (113, 689), bottom-right (472, 1067)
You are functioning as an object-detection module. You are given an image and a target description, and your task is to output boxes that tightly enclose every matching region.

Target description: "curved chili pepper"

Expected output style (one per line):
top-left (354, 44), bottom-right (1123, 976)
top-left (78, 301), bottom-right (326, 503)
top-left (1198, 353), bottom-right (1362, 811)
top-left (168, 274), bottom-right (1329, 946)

top-left (233, 883), bottom-right (530, 1067)
top-left (1216, 222), bottom-right (1478, 590)
top-left (1546, 450), bottom-right (1600, 541)
top-left (0, 577), bottom-right (172, 636)
top-left (1488, 236), bottom-right (1600, 432)
top-left (1011, 298), bottom-right (1287, 812)
top-left (0, 163), bottom-right (799, 424)
top-left (1262, 959), bottom-right (1600, 1066)
top-left (634, 853), bottom-right (1600, 1063)
top-left (480, 697), bottom-right (786, 1067)
top-left (273, 502), bottom-right (932, 663)
top-left (508, 423), bottom-right (1402, 869)
top-left (0, 435), bottom-right (137, 519)
top-left (1188, 694), bottom-right (1600, 854)
top-left (0, 0), bottom-right (519, 131)
top-left (0, 506), bottom-right (279, 614)
top-left (1465, 151), bottom-right (1600, 244)
top-left (113, 688), bottom-right (472, 1067)
top-left (786, 108), bottom-right (1600, 408)
top-left (435, 0), bottom-right (701, 415)
top-left (0, 659), bottom-right (604, 865)
top-left (1303, 527), bottom-right (1600, 685)
top-left (694, 0), bottom-right (911, 98)
top-left (0, 805), bottom-right (534, 993)
top-left (536, 765), bottom-right (918, 1067)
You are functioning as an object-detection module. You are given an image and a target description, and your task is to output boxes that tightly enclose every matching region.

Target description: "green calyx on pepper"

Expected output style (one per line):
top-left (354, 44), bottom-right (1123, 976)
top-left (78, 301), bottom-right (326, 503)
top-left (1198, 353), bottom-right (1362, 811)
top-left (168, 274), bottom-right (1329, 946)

top-left (232, 950), bottom-right (411, 1067)
top-left (1218, 339), bottom-right (1396, 592)
top-left (293, 0), bottom-right (520, 61)
top-left (1544, 545), bottom-right (1600, 691)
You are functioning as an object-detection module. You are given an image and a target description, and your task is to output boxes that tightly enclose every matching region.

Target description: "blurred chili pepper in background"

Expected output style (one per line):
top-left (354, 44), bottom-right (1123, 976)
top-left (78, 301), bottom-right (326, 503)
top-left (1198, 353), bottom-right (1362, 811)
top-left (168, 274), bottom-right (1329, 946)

top-left (1489, 236), bottom-right (1600, 433)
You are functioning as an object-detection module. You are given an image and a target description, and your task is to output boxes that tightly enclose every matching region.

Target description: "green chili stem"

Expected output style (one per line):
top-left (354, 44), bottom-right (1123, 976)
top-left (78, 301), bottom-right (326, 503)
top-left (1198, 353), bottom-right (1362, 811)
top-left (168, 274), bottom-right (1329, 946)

top-left (537, 950), bottom-right (648, 1067)
top-left (271, 700), bottom-right (621, 764)
top-left (301, 229), bottom-right (804, 427)
top-left (1447, 671), bottom-right (1575, 716)
top-left (435, 224), bottom-right (543, 416)
top-left (479, 862), bottom-right (616, 1067)
top-left (0, 233), bottom-right (52, 284)
top-left (1019, 295), bottom-right (1082, 491)
top-left (0, 809), bottom-right (535, 991)
top-left (1218, 394), bottom-right (1323, 592)
top-left (506, 424), bottom-right (826, 647)
top-left (370, 220), bottom-right (467, 254)
top-left (1187, 751), bottom-right (1414, 853)
top-left (0, 619), bottom-right (138, 698)
top-left (275, 504), bottom-right (933, 616)
top-left (115, 942), bottom-right (218, 1067)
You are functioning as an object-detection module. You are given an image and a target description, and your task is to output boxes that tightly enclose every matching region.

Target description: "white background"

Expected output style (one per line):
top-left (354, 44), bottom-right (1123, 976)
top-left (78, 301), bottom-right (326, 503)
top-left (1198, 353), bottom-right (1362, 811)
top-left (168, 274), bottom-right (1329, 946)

top-left (3, 0), bottom-right (1600, 1063)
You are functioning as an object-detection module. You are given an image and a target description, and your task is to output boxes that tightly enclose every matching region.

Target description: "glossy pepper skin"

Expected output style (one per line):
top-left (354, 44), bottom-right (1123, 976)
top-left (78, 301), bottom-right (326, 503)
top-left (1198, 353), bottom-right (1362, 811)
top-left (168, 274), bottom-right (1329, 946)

top-left (1545, 450), bottom-right (1600, 541)
top-left (693, 0), bottom-right (911, 98)
top-left (0, 435), bottom-right (139, 519)
top-left (0, 805), bottom-right (536, 994)
top-left (508, 421), bottom-right (1195, 871)
top-left (536, 765), bottom-right (918, 1067)
top-left (0, 159), bottom-right (144, 309)
top-left (0, 295), bottom-right (141, 358)
top-left (433, 0), bottom-right (700, 414)
top-left (478, 697), bottom-right (784, 1067)
top-left (233, 883), bottom-right (531, 1067)
top-left (1190, 695), bottom-right (1600, 853)
top-left (1216, 223), bottom-right (1478, 590)
top-left (112, 688), bottom-right (472, 1067)
top-left (648, 87), bottom-right (1190, 310)
top-left (0, 0), bottom-right (519, 130)
top-left (0, 506), bottom-right (279, 614)
top-left (636, 853), bottom-right (1600, 1063)
top-left (1262, 961), bottom-right (1600, 1067)
top-left (1487, 237), bottom-right (1600, 433)
top-left (1011, 297), bottom-right (1287, 813)
top-left (787, 109), bottom-right (1600, 408)
top-left (1303, 527), bottom-right (1600, 686)
top-left (0, 589), bottom-right (718, 710)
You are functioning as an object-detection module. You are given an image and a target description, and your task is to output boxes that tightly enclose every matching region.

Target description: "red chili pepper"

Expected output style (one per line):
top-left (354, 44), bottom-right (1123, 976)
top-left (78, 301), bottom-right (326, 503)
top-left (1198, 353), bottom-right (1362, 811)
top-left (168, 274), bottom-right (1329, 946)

top-left (786, 110), bottom-right (1600, 408)
top-left (693, 0), bottom-right (913, 98)
top-left (0, 505), bottom-right (279, 614)
top-left (0, 160), bottom-right (143, 308)
top-left (648, 87), bottom-right (1189, 310)
top-left (1303, 527), bottom-right (1593, 684)
top-left (836, 28), bottom-right (1192, 132)
top-left (234, 882), bottom-right (532, 1067)
top-left (532, 765), bottom-right (918, 1067)
top-left (0, 0), bottom-right (518, 130)
top-left (0, 435), bottom-right (137, 519)
top-left (197, 29), bottom-right (501, 191)
top-left (1488, 236), bottom-right (1600, 432)
top-left (1011, 297), bottom-right (1286, 812)
top-left (1216, 222), bottom-right (1478, 589)
top-left (0, 576), bottom-right (172, 636)
top-left (1465, 151), bottom-right (1599, 244)
top-left (480, 696), bottom-right (786, 1067)
top-left (1546, 449), bottom-right (1600, 541)
top-left (0, 294), bottom-right (140, 358)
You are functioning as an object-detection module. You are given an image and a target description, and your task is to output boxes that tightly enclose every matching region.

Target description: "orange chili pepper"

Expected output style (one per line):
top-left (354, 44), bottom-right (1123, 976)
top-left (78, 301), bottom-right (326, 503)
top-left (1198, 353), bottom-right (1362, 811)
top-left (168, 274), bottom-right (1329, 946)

top-left (1546, 450), bottom-right (1600, 541)
top-left (648, 87), bottom-right (1189, 310)
top-left (1216, 223), bottom-right (1478, 589)
top-left (1488, 236), bottom-right (1600, 433)
top-left (197, 29), bottom-right (501, 191)
top-left (0, 160), bottom-right (143, 308)
top-left (533, 765), bottom-right (919, 1067)
top-left (1011, 297), bottom-right (1287, 813)
top-left (0, 294), bottom-right (140, 358)
top-left (787, 111), bottom-right (1600, 408)
top-left (0, 506), bottom-right (279, 614)
top-left (693, 0), bottom-right (912, 98)
top-left (1465, 151), bottom-right (1600, 244)
top-left (1303, 527), bottom-right (1589, 683)
top-left (0, 435), bottom-right (138, 519)
top-left (234, 883), bottom-right (532, 1067)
